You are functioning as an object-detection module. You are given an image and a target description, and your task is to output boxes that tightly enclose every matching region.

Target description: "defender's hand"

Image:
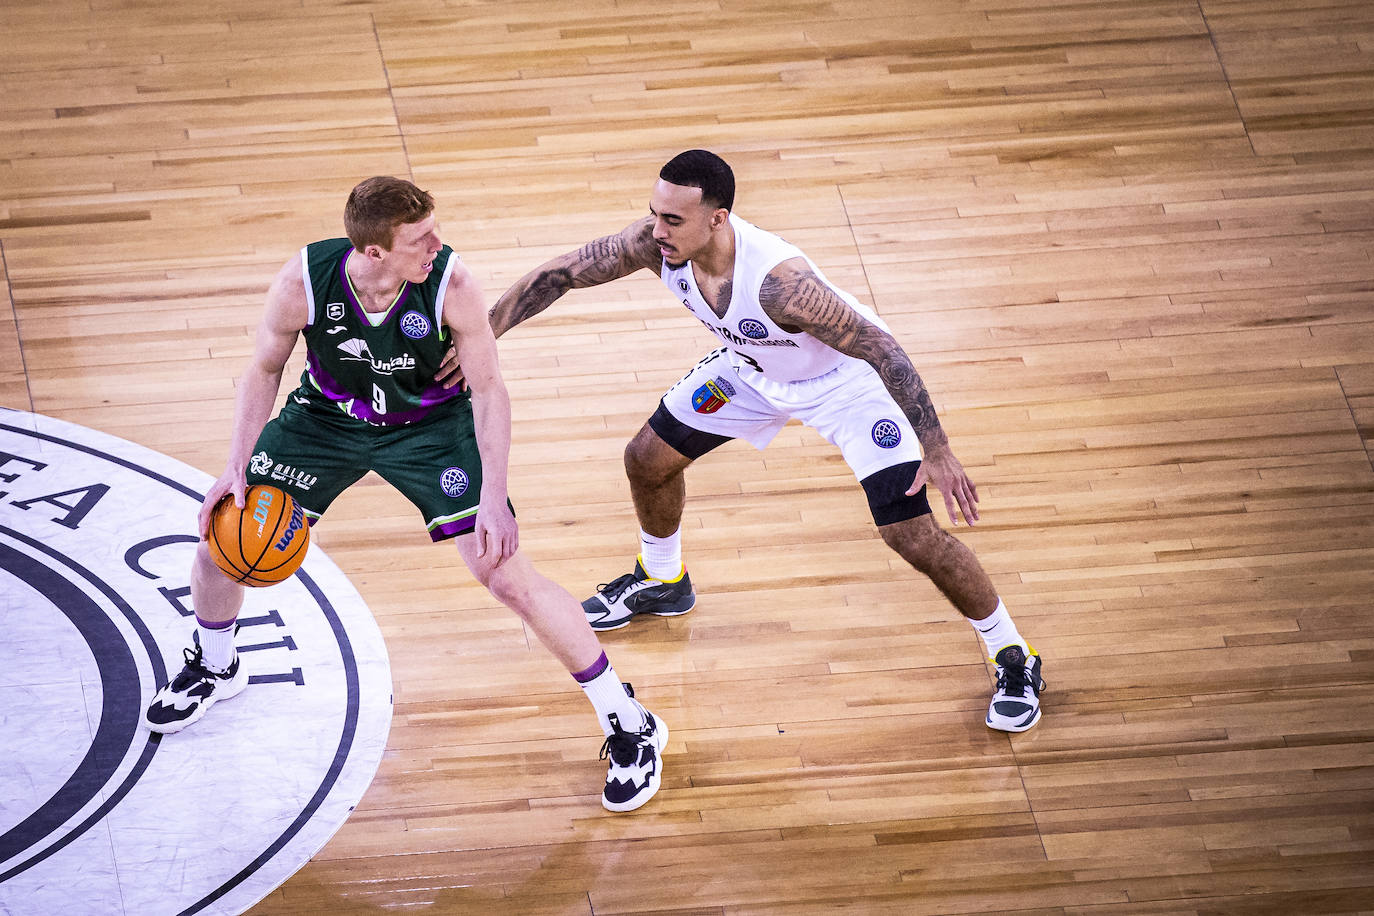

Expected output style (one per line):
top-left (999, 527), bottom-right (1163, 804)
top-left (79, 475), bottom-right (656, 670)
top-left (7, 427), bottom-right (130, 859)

top-left (436, 344), bottom-right (466, 390)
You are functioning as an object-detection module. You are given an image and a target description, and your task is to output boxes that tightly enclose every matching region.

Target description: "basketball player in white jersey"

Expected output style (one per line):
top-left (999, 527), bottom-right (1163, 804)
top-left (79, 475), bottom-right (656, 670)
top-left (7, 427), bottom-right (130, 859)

top-left (489, 150), bottom-right (1044, 731)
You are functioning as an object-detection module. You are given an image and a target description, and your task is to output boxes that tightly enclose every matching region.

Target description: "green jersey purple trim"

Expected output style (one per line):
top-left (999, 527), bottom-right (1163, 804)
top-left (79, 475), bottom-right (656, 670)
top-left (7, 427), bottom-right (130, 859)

top-left (304, 353), bottom-right (463, 426)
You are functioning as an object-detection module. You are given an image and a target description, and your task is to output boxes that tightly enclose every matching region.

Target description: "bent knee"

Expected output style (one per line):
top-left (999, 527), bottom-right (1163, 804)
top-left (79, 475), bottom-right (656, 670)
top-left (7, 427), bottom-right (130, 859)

top-left (623, 428), bottom-right (684, 483)
top-left (482, 563), bottom-right (538, 613)
top-left (623, 432), bottom-right (657, 474)
top-left (879, 513), bottom-right (943, 550)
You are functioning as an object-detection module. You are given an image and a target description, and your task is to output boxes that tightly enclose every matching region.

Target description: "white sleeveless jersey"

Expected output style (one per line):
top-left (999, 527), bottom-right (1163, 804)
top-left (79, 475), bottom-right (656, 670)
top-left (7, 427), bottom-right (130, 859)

top-left (660, 213), bottom-right (890, 383)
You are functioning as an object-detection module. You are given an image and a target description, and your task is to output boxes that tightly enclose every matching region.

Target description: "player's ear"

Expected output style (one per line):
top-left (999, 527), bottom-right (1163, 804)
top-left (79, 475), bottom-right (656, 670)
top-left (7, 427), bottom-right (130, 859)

top-left (711, 207), bottom-right (729, 229)
top-left (361, 243), bottom-right (387, 261)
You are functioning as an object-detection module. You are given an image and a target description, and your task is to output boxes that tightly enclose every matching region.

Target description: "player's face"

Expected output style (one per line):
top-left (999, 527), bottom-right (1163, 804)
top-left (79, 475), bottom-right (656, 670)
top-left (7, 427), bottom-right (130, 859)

top-left (650, 180), bottom-right (725, 267)
top-left (386, 214), bottom-right (443, 283)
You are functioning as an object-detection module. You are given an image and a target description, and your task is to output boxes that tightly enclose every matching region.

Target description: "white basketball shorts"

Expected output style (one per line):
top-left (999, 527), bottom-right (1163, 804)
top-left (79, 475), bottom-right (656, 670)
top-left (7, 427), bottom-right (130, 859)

top-left (657, 347), bottom-right (923, 481)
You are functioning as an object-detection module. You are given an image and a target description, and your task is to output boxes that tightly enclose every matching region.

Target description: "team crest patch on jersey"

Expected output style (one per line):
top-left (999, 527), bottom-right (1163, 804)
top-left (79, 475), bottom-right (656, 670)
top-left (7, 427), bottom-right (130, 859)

top-left (678, 279), bottom-right (690, 292)
top-left (692, 378), bottom-right (733, 414)
top-left (326, 302), bottom-right (345, 321)
top-left (738, 318), bottom-right (768, 340)
top-left (872, 419), bottom-right (902, 449)
top-left (400, 310), bottom-right (431, 340)
top-left (440, 466), bottom-right (469, 498)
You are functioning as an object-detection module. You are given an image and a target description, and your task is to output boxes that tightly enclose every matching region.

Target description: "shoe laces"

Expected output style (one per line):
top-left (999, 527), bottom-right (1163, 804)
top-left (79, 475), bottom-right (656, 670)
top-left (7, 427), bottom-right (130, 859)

top-left (595, 572), bottom-right (642, 603)
top-left (599, 713), bottom-right (649, 766)
top-left (996, 658), bottom-right (1032, 697)
top-left (172, 645), bottom-right (214, 689)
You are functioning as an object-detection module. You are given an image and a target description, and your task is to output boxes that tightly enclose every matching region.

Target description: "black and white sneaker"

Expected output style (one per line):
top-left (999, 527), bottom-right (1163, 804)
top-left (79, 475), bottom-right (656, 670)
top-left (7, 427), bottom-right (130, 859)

top-left (600, 691), bottom-right (668, 812)
top-left (143, 645), bottom-right (248, 734)
top-left (985, 644), bottom-right (1045, 732)
top-left (582, 558), bottom-right (695, 631)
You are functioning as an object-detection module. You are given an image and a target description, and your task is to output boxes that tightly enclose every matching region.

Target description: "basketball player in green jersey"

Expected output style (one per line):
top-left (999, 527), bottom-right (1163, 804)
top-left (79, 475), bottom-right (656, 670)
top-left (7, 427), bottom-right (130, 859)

top-left (143, 177), bottom-right (667, 813)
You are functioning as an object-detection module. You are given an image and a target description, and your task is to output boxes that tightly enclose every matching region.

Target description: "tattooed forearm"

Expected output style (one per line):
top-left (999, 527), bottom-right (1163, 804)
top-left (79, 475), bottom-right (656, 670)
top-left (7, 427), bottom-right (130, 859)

top-left (490, 266), bottom-right (573, 337)
top-left (874, 339), bottom-right (947, 447)
top-left (571, 236), bottom-right (627, 287)
top-left (490, 218), bottom-right (657, 337)
top-left (762, 263), bottom-right (949, 448)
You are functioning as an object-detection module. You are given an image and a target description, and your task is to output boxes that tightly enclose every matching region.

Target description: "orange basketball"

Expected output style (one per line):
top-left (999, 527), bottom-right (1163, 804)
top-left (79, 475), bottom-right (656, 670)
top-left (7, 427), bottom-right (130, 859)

top-left (207, 484), bottom-right (310, 587)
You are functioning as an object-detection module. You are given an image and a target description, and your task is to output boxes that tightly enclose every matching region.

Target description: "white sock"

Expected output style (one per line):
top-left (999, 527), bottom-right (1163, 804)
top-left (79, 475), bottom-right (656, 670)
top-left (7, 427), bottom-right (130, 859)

top-left (639, 528), bottom-right (683, 581)
top-left (574, 652), bottom-right (647, 736)
top-left (196, 616), bottom-right (237, 672)
top-left (970, 599), bottom-right (1029, 659)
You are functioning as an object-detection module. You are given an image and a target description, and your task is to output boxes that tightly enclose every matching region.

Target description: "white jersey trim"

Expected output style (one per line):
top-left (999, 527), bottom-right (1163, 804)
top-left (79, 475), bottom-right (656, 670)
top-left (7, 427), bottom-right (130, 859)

top-left (299, 246), bottom-right (318, 328)
top-left (433, 251), bottom-right (461, 332)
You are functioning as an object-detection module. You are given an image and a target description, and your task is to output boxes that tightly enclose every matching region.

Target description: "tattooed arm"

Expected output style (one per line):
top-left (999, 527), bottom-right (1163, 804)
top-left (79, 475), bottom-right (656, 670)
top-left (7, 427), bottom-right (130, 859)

top-left (760, 258), bottom-right (980, 526)
top-left (489, 217), bottom-right (661, 338)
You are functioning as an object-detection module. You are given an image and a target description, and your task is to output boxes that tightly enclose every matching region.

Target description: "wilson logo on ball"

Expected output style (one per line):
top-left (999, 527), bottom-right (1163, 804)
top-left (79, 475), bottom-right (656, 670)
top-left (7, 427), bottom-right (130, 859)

top-left (274, 501), bottom-right (306, 551)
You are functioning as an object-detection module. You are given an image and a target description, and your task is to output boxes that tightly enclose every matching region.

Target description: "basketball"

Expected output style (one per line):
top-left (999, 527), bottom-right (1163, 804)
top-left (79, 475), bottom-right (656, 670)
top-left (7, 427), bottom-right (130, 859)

top-left (207, 484), bottom-right (310, 587)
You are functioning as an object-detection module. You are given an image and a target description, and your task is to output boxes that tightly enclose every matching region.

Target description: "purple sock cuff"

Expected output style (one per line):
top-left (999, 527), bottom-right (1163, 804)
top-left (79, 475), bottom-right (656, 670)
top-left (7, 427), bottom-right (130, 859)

top-left (196, 615), bottom-right (236, 630)
top-left (571, 651), bottom-right (610, 684)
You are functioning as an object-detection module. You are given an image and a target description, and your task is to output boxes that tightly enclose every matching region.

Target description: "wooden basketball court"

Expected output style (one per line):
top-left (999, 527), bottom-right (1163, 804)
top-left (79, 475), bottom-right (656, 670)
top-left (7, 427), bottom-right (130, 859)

top-left (3, 0), bottom-right (1372, 912)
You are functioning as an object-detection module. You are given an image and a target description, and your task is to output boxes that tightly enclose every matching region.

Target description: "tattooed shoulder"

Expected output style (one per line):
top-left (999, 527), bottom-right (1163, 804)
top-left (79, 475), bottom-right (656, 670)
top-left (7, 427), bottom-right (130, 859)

top-left (760, 259), bottom-right (854, 336)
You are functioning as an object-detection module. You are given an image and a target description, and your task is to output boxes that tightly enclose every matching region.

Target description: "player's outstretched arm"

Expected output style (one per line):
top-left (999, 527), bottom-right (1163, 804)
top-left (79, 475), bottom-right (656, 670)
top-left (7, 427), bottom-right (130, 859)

top-left (759, 258), bottom-right (980, 527)
top-left (200, 257), bottom-right (308, 538)
top-left (489, 217), bottom-right (660, 337)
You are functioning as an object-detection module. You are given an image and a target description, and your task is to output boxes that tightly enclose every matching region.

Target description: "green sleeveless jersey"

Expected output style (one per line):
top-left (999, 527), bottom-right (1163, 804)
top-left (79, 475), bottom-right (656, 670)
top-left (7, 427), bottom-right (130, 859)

top-left (289, 238), bottom-right (469, 426)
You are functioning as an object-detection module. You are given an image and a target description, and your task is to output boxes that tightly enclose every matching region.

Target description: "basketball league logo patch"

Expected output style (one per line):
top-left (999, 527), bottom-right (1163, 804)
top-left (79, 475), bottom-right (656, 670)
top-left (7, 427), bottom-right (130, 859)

top-left (738, 318), bottom-right (768, 340)
top-left (400, 310), bottom-right (431, 340)
top-left (871, 419), bottom-right (902, 448)
top-left (440, 466), bottom-right (469, 498)
top-left (692, 377), bottom-right (735, 414)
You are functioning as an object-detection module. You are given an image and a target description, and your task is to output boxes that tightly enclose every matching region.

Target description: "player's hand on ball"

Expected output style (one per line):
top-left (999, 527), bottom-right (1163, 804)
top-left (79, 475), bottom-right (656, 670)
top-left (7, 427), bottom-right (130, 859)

top-left (198, 470), bottom-right (246, 540)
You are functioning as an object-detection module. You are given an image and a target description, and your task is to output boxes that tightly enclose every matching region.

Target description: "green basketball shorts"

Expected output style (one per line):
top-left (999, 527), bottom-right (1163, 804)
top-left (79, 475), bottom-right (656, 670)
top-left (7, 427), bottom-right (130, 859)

top-left (246, 396), bottom-right (500, 541)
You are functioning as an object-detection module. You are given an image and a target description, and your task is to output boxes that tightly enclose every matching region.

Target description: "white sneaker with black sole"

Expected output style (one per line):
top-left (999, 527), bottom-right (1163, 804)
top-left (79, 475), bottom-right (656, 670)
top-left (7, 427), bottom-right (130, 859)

top-left (599, 688), bottom-right (668, 812)
top-left (143, 644), bottom-right (248, 734)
